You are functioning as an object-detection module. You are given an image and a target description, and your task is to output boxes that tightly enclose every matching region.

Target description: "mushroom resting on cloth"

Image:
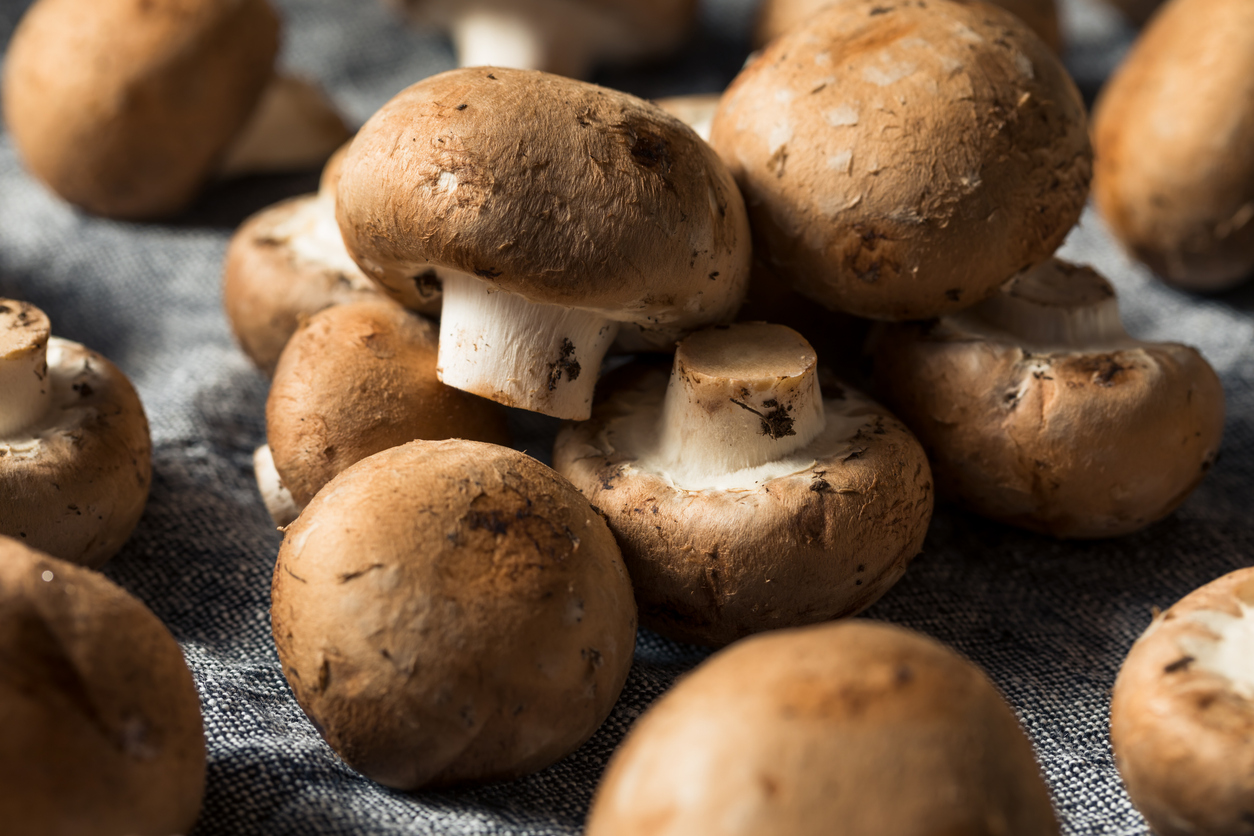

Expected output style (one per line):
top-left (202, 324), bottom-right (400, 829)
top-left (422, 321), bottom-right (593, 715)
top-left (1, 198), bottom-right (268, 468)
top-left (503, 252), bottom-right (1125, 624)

top-left (553, 322), bottom-right (933, 647)
top-left (870, 258), bottom-right (1225, 538)
top-left (335, 67), bottom-right (751, 420)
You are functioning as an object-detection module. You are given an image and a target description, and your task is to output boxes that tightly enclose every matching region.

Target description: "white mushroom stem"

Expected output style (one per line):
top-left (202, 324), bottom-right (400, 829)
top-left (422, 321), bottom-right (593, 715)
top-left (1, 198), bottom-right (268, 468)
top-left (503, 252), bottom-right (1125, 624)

top-left (973, 260), bottom-right (1128, 347)
top-left (218, 75), bottom-right (352, 178)
top-left (437, 272), bottom-right (619, 420)
top-left (0, 300), bottom-right (53, 437)
top-left (650, 323), bottom-right (827, 484)
top-left (254, 444), bottom-right (302, 528)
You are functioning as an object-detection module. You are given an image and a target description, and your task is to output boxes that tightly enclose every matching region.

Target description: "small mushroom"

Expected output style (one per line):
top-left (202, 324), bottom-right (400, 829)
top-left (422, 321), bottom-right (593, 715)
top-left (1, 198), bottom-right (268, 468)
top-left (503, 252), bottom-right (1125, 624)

top-left (0, 535), bottom-right (206, 835)
top-left (553, 322), bottom-right (933, 646)
top-left (260, 300), bottom-right (511, 524)
top-left (586, 620), bottom-right (1059, 836)
top-left (1111, 567), bottom-right (1254, 836)
top-left (336, 68), bottom-right (751, 419)
top-left (0, 300), bottom-right (152, 568)
top-left (709, 0), bottom-right (1091, 321)
top-left (869, 259), bottom-right (1225, 538)
top-left (2, 0), bottom-right (350, 219)
top-left (385, 0), bottom-right (698, 78)
top-left (271, 439), bottom-right (637, 789)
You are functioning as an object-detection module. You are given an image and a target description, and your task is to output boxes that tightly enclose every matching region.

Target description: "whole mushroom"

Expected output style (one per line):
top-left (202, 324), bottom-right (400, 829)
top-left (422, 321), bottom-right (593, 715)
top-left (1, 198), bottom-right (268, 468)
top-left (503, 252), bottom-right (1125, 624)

top-left (336, 67), bottom-right (751, 419)
top-left (0, 300), bottom-right (151, 567)
top-left (554, 323), bottom-right (933, 646)
top-left (869, 259), bottom-right (1225, 538)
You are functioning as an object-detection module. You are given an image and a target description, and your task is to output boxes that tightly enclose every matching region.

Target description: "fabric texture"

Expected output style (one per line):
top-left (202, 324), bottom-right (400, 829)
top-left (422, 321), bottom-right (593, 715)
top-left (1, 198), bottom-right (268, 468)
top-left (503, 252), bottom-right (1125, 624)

top-left (0, 0), bottom-right (1250, 833)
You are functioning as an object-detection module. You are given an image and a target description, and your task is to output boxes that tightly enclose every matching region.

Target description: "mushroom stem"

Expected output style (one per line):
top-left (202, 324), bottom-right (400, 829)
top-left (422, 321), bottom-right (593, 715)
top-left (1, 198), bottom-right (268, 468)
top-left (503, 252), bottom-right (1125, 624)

top-left (972, 260), bottom-right (1128, 347)
top-left (254, 445), bottom-right (301, 528)
top-left (649, 323), bottom-right (827, 483)
top-left (218, 75), bottom-right (352, 179)
top-left (0, 300), bottom-right (53, 437)
top-left (437, 272), bottom-right (619, 420)
top-left (450, 10), bottom-right (587, 77)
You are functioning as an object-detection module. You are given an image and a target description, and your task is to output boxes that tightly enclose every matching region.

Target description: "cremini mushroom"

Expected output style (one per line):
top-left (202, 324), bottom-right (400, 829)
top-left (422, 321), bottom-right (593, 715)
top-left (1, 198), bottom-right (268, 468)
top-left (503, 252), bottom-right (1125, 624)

top-left (0, 300), bottom-right (151, 567)
top-left (710, 0), bottom-right (1091, 321)
top-left (0, 535), bottom-right (206, 836)
top-left (586, 620), bottom-right (1059, 836)
top-left (336, 67), bottom-right (751, 419)
top-left (869, 258), bottom-right (1225, 538)
top-left (553, 322), bottom-right (932, 646)
top-left (271, 439), bottom-right (637, 789)
top-left (385, 0), bottom-right (698, 79)
top-left (1092, 0), bottom-right (1254, 291)
top-left (1112, 567), bottom-right (1254, 836)
top-left (258, 300), bottom-right (510, 525)
top-left (2, 0), bottom-right (350, 219)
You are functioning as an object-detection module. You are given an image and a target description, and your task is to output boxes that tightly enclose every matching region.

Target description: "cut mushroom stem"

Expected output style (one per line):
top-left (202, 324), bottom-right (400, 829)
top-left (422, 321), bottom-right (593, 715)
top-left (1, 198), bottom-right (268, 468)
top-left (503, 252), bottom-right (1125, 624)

top-left (649, 323), bottom-right (826, 484)
top-left (970, 260), bottom-right (1128, 348)
top-left (437, 273), bottom-right (619, 420)
top-left (0, 300), bottom-right (53, 437)
top-left (254, 444), bottom-right (300, 528)
top-left (218, 75), bottom-right (352, 179)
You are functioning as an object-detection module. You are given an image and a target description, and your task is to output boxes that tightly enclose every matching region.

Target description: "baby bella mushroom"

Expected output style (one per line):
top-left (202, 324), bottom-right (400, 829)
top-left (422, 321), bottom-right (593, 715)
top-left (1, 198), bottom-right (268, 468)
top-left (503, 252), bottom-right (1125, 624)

top-left (1112, 567), bottom-right (1254, 836)
top-left (0, 536), bottom-right (206, 836)
top-left (336, 67), bottom-right (751, 420)
top-left (586, 620), bottom-right (1059, 836)
top-left (710, 0), bottom-right (1091, 321)
top-left (0, 300), bottom-right (151, 568)
top-left (271, 439), bottom-right (637, 789)
top-left (554, 322), bottom-right (933, 647)
top-left (258, 300), bottom-right (510, 524)
top-left (870, 259), bottom-right (1225, 538)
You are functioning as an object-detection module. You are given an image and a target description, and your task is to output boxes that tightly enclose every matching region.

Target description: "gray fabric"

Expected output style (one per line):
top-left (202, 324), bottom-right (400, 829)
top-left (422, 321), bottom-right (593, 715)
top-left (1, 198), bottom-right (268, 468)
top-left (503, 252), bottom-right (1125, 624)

top-left (0, 0), bottom-right (1249, 833)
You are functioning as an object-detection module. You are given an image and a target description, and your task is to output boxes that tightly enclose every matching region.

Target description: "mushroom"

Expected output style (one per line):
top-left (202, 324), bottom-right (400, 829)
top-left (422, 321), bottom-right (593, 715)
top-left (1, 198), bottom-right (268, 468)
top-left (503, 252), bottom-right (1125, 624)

top-left (0, 535), bottom-right (206, 836)
top-left (2, 0), bottom-right (351, 219)
top-left (1111, 567), bottom-right (1254, 836)
top-left (223, 142), bottom-right (444, 377)
top-left (753, 0), bottom-right (1064, 54)
top-left (271, 439), bottom-right (637, 789)
top-left (336, 67), bottom-right (751, 419)
top-left (869, 258), bottom-right (1225, 538)
top-left (259, 300), bottom-right (511, 525)
top-left (384, 0), bottom-right (699, 78)
top-left (586, 620), bottom-right (1059, 836)
top-left (1092, 0), bottom-right (1254, 292)
top-left (0, 300), bottom-right (152, 568)
top-left (709, 0), bottom-right (1091, 321)
top-left (553, 322), bottom-right (933, 647)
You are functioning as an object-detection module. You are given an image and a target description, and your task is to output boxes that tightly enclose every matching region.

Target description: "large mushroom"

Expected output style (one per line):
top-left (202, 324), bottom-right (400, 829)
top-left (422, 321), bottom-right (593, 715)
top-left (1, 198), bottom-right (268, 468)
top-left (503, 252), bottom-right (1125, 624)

top-left (0, 300), bottom-right (151, 567)
top-left (709, 0), bottom-right (1091, 321)
top-left (869, 259), bottom-right (1225, 538)
top-left (553, 322), bottom-right (933, 646)
top-left (336, 67), bottom-right (751, 419)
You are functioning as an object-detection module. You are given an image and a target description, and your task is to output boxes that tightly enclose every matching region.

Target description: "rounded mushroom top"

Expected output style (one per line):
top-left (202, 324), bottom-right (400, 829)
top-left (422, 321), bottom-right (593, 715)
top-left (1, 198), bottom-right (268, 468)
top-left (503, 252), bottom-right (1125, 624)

top-left (336, 67), bottom-right (750, 340)
top-left (2, 0), bottom-right (280, 219)
top-left (710, 0), bottom-right (1091, 321)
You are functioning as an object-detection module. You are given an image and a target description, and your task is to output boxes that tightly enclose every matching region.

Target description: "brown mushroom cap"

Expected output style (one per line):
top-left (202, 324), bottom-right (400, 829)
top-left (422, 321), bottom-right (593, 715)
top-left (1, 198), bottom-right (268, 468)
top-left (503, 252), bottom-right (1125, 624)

top-left (266, 301), bottom-right (511, 508)
top-left (869, 259), bottom-right (1225, 538)
top-left (271, 439), bottom-right (637, 789)
top-left (0, 300), bottom-right (152, 568)
top-left (753, 0), bottom-right (1063, 53)
top-left (554, 324), bottom-right (932, 646)
top-left (710, 0), bottom-right (1091, 321)
top-left (1092, 0), bottom-right (1254, 291)
top-left (2, 0), bottom-right (279, 219)
top-left (586, 620), bottom-right (1059, 836)
top-left (1112, 567), bottom-right (1254, 836)
top-left (0, 535), bottom-right (206, 835)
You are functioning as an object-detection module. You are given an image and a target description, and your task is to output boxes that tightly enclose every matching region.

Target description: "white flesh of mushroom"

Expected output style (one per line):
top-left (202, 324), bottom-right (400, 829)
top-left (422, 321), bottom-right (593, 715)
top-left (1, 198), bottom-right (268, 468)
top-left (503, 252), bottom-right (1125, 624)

top-left (436, 272), bottom-right (620, 420)
top-left (0, 301), bottom-right (52, 438)
top-left (218, 75), bottom-right (350, 179)
top-left (254, 444), bottom-right (301, 528)
top-left (1178, 605), bottom-right (1254, 700)
top-left (452, 10), bottom-right (552, 73)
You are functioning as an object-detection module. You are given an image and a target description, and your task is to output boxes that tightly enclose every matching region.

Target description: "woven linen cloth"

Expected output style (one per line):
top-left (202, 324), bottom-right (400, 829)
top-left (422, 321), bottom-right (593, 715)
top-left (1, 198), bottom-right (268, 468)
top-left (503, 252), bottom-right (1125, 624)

top-left (1, 0), bottom-right (1250, 833)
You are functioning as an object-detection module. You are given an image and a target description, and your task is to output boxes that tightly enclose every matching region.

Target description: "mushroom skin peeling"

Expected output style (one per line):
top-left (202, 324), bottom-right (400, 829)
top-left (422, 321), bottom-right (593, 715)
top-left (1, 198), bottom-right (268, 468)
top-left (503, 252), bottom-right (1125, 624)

top-left (554, 323), bottom-right (933, 647)
top-left (0, 300), bottom-right (152, 568)
top-left (870, 259), bottom-right (1225, 538)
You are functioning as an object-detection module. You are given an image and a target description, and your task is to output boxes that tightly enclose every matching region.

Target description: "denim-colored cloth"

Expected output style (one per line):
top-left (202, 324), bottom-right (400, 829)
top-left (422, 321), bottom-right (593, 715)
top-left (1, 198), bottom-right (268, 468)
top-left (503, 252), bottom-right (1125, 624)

top-left (1, 0), bottom-right (1249, 833)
